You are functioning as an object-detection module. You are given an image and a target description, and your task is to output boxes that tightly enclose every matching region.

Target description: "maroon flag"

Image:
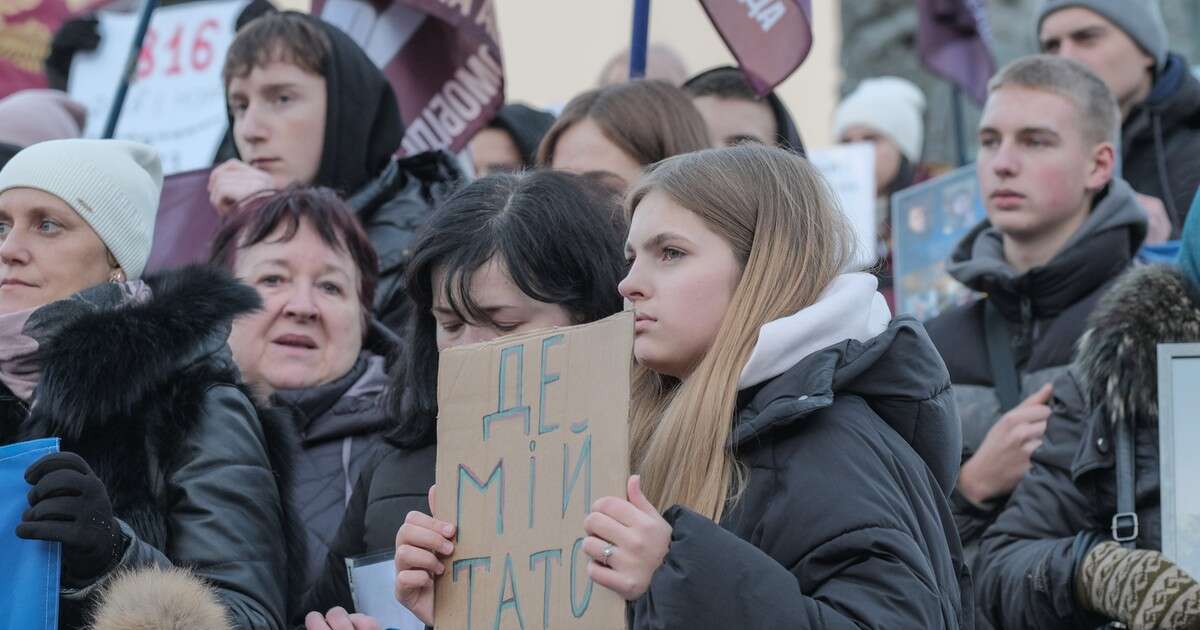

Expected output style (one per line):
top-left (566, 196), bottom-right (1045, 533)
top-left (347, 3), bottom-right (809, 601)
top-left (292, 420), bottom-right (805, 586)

top-left (312, 0), bottom-right (503, 155)
top-left (0, 0), bottom-right (114, 98)
top-left (917, 0), bottom-right (996, 105)
top-left (699, 0), bottom-right (812, 96)
top-left (145, 167), bottom-right (221, 274)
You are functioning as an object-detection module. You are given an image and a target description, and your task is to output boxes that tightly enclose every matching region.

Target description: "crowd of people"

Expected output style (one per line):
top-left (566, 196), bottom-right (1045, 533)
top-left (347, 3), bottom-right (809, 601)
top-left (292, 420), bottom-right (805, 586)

top-left (3, 0), bottom-right (1200, 629)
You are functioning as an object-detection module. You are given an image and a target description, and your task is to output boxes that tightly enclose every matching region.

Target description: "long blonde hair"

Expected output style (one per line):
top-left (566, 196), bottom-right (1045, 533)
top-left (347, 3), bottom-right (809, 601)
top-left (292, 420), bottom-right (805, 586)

top-left (627, 144), bottom-right (857, 521)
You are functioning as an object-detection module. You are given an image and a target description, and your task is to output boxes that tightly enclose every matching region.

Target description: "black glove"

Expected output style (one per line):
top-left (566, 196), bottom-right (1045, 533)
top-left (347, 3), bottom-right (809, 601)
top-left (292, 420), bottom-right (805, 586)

top-left (15, 452), bottom-right (128, 588)
top-left (44, 16), bottom-right (101, 91)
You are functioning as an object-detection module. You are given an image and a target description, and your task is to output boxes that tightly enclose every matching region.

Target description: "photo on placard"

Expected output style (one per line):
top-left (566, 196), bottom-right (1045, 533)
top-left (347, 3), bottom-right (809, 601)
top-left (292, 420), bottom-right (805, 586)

top-left (1158, 343), bottom-right (1200, 579)
top-left (891, 164), bottom-right (987, 321)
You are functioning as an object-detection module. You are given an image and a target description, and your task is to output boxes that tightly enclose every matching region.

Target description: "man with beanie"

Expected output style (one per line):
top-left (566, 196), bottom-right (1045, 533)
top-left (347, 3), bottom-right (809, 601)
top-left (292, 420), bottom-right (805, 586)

top-left (1040, 0), bottom-right (1200, 237)
top-left (212, 11), bottom-right (461, 332)
top-left (683, 65), bottom-right (806, 155)
top-left (834, 76), bottom-right (933, 310)
top-left (924, 56), bottom-right (1146, 619)
top-left (467, 103), bottom-right (556, 176)
top-left (0, 139), bottom-right (294, 629)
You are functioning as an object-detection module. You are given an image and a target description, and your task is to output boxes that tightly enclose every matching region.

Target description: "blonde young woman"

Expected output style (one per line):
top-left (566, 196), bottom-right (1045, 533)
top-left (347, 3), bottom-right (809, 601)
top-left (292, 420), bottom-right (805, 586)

top-left (394, 145), bottom-right (971, 628)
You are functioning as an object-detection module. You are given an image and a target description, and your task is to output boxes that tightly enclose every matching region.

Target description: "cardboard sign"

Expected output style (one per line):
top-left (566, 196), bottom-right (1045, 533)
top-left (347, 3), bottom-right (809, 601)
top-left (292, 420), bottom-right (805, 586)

top-left (347, 551), bottom-right (426, 630)
top-left (809, 143), bottom-right (878, 268)
top-left (0, 438), bottom-right (60, 630)
top-left (68, 0), bottom-right (248, 174)
top-left (890, 164), bottom-right (987, 321)
top-left (1158, 343), bottom-right (1200, 579)
top-left (433, 312), bottom-right (633, 630)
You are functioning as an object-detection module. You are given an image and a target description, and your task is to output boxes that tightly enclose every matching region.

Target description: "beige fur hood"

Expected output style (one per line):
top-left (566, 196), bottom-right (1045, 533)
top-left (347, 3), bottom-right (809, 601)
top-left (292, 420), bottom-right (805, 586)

top-left (90, 567), bottom-right (231, 630)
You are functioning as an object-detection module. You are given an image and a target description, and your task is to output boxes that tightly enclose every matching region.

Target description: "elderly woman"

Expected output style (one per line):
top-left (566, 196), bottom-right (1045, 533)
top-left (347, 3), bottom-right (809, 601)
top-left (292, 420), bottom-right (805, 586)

top-left (0, 139), bottom-right (289, 629)
top-left (211, 186), bottom-right (394, 595)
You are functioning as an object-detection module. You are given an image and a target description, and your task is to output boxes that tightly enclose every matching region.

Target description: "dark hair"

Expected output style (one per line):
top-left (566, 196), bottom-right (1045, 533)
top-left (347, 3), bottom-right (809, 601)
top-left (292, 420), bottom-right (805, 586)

top-left (537, 80), bottom-right (710, 169)
top-left (222, 11), bottom-right (332, 87)
top-left (683, 66), bottom-right (761, 102)
top-left (209, 186), bottom-right (379, 316)
top-left (387, 170), bottom-right (627, 449)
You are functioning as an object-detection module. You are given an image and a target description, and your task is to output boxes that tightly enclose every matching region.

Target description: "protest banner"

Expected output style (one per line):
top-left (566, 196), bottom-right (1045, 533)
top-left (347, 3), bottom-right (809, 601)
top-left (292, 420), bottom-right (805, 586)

top-left (68, 0), bottom-right (247, 174)
top-left (808, 143), bottom-right (877, 268)
top-left (347, 551), bottom-right (426, 630)
top-left (890, 164), bottom-right (986, 321)
top-left (699, 0), bottom-right (812, 96)
top-left (0, 437), bottom-right (60, 630)
top-left (916, 0), bottom-right (995, 106)
top-left (143, 167), bottom-right (221, 274)
top-left (1157, 343), bottom-right (1200, 579)
top-left (314, 0), bottom-right (503, 156)
top-left (0, 0), bottom-right (113, 98)
top-left (434, 311), bottom-right (633, 630)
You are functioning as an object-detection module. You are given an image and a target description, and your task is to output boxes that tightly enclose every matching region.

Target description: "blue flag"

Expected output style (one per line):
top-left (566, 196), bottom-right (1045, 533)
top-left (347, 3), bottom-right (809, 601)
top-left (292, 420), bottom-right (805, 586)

top-left (0, 438), bottom-right (60, 629)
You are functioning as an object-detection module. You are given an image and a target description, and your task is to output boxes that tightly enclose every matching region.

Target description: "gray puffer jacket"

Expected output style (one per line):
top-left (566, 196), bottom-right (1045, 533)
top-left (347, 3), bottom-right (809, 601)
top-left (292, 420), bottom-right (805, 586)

top-left (273, 349), bottom-right (392, 596)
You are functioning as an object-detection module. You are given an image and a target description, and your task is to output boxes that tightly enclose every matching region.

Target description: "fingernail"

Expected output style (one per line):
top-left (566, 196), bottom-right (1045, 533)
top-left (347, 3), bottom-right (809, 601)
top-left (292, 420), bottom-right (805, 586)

top-left (441, 542), bottom-right (454, 554)
top-left (442, 524), bottom-right (455, 537)
top-left (436, 563), bottom-right (445, 575)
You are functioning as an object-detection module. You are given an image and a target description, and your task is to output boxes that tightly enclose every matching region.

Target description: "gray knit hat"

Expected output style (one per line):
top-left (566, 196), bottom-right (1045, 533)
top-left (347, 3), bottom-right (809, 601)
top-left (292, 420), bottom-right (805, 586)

top-left (0, 139), bottom-right (162, 280)
top-left (1037, 0), bottom-right (1168, 72)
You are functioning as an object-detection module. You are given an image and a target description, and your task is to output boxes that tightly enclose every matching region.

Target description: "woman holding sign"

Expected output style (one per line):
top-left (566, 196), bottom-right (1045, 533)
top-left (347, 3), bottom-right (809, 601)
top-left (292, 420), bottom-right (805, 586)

top-left (0, 139), bottom-right (291, 629)
top-left (395, 144), bottom-right (971, 628)
top-left (302, 170), bottom-right (627, 628)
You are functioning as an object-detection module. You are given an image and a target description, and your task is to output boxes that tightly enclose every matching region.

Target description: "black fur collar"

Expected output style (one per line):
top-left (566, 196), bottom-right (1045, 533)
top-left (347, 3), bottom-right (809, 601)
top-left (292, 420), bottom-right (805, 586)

top-left (1076, 264), bottom-right (1200, 426)
top-left (32, 265), bottom-right (261, 439)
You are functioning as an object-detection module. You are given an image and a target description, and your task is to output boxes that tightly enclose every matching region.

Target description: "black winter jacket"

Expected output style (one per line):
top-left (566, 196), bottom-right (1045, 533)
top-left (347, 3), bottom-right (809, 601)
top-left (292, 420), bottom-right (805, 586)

top-left (926, 178), bottom-right (1146, 554)
top-left (1122, 54), bottom-right (1200, 237)
top-left (974, 264), bottom-right (1200, 629)
top-left (0, 266), bottom-right (298, 630)
top-left (628, 318), bottom-right (968, 629)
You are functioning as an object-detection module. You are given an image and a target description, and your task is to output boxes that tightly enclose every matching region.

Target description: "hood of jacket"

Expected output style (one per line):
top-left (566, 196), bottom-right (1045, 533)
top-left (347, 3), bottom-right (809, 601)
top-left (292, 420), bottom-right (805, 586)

top-left (683, 66), bottom-right (806, 155)
top-left (491, 103), bottom-right (556, 168)
top-left (228, 12), bottom-right (403, 197)
top-left (273, 352), bottom-right (390, 444)
top-left (31, 265), bottom-right (260, 441)
top-left (1076, 264), bottom-right (1200, 427)
top-left (946, 177), bottom-right (1147, 321)
top-left (735, 316), bottom-right (960, 496)
top-left (91, 567), bottom-right (232, 630)
top-left (1131, 54), bottom-right (1200, 140)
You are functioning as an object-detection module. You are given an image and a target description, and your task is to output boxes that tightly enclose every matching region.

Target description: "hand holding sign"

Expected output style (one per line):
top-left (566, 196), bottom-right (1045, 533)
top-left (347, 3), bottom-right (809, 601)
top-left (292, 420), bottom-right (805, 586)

top-left (393, 485), bottom-right (453, 625)
top-left (582, 475), bottom-right (671, 601)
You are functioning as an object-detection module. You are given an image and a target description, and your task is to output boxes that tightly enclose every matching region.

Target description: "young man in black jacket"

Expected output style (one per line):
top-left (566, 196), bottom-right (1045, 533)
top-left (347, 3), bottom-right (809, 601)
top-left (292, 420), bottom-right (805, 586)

top-left (211, 11), bottom-right (461, 332)
top-left (925, 55), bottom-right (1146, 582)
top-left (1039, 0), bottom-right (1200, 238)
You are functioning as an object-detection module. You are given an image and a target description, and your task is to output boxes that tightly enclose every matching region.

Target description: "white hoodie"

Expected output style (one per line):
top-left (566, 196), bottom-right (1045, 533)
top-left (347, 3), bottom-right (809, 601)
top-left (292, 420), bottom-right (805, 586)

top-left (738, 273), bottom-right (892, 390)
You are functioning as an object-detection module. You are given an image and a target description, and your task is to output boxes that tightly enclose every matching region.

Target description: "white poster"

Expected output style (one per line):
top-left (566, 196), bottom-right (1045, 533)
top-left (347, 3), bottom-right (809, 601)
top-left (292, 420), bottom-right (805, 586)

top-left (1158, 344), bottom-right (1200, 579)
top-left (347, 552), bottom-right (425, 630)
top-left (68, 0), bottom-right (247, 174)
top-left (808, 143), bottom-right (877, 268)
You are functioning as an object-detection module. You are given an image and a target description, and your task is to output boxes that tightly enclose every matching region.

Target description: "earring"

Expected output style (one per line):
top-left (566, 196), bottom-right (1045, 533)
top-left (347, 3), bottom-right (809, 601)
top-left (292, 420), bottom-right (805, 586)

top-left (109, 268), bottom-right (126, 284)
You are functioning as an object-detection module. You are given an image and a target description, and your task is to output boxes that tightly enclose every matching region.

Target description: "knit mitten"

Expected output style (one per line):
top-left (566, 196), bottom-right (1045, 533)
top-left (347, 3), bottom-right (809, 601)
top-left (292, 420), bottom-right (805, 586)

top-left (1076, 541), bottom-right (1200, 629)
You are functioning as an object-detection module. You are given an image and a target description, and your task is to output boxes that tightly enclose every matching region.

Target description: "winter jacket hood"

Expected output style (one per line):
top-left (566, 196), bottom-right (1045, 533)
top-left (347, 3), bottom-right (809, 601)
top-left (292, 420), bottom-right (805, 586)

top-left (739, 272), bottom-right (891, 389)
top-left (946, 177), bottom-right (1147, 321)
top-left (736, 316), bottom-right (961, 497)
top-left (683, 65), bottom-right (807, 155)
top-left (91, 567), bottom-right (232, 630)
top-left (1076, 263), bottom-right (1200, 428)
top-left (490, 104), bottom-right (555, 168)
top-left (227, 12), bottom-right (403, 197)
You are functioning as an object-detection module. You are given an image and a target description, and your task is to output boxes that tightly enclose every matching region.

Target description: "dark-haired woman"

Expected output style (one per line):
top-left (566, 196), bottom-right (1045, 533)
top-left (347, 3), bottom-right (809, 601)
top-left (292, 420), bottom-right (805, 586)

top-left (301, 170), bottom-right (627, 628)
top-left (211, 187), bottom-right (397, 598)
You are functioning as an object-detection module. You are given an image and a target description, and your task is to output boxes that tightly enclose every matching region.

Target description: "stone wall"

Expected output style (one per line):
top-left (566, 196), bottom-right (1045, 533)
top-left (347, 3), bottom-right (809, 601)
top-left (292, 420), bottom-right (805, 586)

top-left (839, 0), bottom-right (1200, 165)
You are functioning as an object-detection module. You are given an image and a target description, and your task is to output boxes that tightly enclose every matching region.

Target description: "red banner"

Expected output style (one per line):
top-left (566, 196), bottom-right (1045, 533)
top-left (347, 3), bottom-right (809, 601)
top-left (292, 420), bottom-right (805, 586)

top-left (144, 167), bottom-right (220, 274)
top-left (312, 0), bottom-right (503, 155)
top-left (917, 0), bottom-right (996, 106)
top-left (699, 0), bottom-right (812, 96)
top-left (0, 0), bottom-right (111, 98)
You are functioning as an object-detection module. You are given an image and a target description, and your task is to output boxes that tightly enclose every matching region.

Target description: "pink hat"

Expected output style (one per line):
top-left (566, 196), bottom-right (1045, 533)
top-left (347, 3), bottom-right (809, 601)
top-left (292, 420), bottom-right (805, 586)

top-left (0, 89), bottom-right (87, 148)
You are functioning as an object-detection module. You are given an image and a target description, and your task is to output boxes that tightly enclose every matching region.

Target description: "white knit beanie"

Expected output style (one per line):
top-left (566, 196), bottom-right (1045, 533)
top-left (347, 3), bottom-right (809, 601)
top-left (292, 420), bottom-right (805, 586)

top-left (834, 77), bottom-right (927, 163)
top-left (0, 139), bottom-right (161, 280)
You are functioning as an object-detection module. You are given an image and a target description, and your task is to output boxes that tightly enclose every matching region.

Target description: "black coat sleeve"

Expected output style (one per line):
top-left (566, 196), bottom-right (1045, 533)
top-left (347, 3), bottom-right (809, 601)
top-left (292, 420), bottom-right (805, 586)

top-left (630, 506), bottom-right (954, 630)
top-left (973, 372), bottom-right (1109, 630)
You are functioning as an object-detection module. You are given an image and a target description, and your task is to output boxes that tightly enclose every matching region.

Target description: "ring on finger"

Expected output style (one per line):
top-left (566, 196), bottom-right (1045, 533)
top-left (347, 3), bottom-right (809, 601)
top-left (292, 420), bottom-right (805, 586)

top-left (601, 543), bottom-right (616, 566)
